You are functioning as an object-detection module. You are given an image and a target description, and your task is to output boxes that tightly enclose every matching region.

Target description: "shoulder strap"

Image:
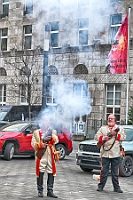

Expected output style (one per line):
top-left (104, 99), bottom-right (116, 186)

top-left (103, 137), bottom-right (116, 151)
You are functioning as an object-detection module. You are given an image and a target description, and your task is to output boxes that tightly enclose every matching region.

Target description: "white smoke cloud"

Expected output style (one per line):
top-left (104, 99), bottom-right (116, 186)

top-left (36, 78), bottom-right (92, 130)
top-left (24, 0), bottom-right (118, 130)
top-left (24, 0), bottom-right (114, 40)
top-left (55, 78), bottom-right (92, 115)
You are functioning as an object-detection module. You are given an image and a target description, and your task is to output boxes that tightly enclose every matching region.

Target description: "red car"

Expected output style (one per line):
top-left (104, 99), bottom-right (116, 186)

top-left (0, 122), bottom-right (73, 161)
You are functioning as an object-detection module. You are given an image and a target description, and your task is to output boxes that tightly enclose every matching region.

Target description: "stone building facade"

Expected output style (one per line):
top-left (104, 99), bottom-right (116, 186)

top-left (0, 0), bottom-right (133, 134)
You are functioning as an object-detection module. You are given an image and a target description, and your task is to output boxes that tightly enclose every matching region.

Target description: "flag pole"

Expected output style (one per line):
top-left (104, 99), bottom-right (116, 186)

top-left (126, 7), bottom-right (131, 125)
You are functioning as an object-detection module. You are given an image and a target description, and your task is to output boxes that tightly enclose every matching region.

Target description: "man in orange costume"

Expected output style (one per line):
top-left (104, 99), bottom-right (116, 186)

top-left (31, 115), bottom-right (59, 198)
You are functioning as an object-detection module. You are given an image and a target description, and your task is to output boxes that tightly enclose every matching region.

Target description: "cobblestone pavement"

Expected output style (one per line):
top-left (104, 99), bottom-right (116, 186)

top-left (0, 141), bottom-right (133, 200)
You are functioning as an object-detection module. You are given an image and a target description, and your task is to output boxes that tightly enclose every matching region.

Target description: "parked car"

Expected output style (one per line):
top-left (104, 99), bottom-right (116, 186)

top-left (76, 125), bottom-right (133, 177)
top-left (0, 121), bottom-right (10, 128)
top-left (0, 105), bottom-right (41, 122)
top-left (0, 122), bottom-right (73, 161)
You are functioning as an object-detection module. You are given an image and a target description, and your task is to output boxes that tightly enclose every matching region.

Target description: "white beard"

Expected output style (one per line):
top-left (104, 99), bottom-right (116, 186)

top-left (108, 122), bottom-right (115, 127)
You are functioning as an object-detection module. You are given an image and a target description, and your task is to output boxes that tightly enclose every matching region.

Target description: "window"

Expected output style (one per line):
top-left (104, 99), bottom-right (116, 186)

top-left (73, 83), bottom-right (88, 98)
top-left (46, 84), bottom-right (57, 105)
top-left (20, 85), bottom-right (28, 105)
top-left (23, 25), bottom-right (32, 49)
top-left (24, 0), bottom-right (33, 15)
top-left (110, 13), bottom-right (122, 43)
top-left (48, 65), bottom-right (58, 75)
top-left (0, 85), bottom-right (6, 105)
top-left (0, 0), bottom-right (9, 19)
top-left (50, 21), bottom-right (59, 47)
top-left (74, 64), bottom-right (88, 74)
top-left (0, 28), bottom-right (8, 51)
top-left (73, 83), bottom-right (88, 133)
top-left (78, 18), bottom-right (88, 45)
top-left (106, 84), bottom-right (121, 122)
top-left (0, 68), bottom-right (7, 76)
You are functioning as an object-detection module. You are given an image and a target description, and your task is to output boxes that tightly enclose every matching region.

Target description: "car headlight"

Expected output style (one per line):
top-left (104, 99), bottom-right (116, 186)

top-left (0, 134), bottom-right (4, 138)
top-left (79, 144), bottom-right (84, 151)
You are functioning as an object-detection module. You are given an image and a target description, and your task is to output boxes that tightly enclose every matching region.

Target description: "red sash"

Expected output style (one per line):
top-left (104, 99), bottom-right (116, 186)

top-left (48, 137), bottom-right (56, 176)
top-left (36, 130), bottom-right (43, 177)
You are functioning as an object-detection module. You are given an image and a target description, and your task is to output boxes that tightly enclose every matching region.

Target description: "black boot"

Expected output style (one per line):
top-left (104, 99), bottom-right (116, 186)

top-left (37, 172), bottom-right (44, 197)
top-left (47, 173), bottom-right (58, 198)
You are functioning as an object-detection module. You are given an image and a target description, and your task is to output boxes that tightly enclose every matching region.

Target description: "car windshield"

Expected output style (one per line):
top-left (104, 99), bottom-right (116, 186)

top-left (124, 128), bottom-right (133, 141)
top-left (2, 123), bottom-right (29, 132)
top-left (0, 112), bottom-right (7, 120)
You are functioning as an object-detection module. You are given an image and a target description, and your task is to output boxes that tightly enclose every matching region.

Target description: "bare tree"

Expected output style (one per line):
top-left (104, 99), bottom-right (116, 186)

top-left (4, 46), bottom-right (43, 120)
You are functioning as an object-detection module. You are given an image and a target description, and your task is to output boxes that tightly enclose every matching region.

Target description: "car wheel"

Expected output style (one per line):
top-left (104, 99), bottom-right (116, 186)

top-left (80, 166), bottom-right (93, 172)
top-left (119, 155), bottom-right (133, 177)
top-left (4, 143), bottom-right (15, 161)
top-left (56, 144), bottom-right (66, 160)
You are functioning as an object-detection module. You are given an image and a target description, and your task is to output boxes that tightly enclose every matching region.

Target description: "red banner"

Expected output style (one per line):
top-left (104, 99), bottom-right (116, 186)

top-left (109, 13), bottom-right (128, 74)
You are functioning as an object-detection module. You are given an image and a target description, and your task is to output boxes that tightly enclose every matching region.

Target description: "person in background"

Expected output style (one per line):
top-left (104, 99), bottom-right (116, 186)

top-left (94, 114), bottom-right (126, 193)
top-left (31, 115), bottom-right (59, 198)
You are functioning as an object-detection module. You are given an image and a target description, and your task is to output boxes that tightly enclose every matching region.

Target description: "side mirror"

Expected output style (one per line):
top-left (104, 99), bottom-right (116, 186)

top-left (25, 130), bottom-right (31, 135)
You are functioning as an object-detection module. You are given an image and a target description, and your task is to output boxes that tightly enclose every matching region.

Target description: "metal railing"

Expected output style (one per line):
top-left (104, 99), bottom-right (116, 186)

top-left (86, 118), bottom-right (126, 138)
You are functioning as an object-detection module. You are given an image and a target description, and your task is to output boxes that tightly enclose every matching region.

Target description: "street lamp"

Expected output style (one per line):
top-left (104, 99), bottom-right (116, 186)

top-left (42, 39), bottom-right (50, 110)
top-left (42, 23), bottom-right (52, 110)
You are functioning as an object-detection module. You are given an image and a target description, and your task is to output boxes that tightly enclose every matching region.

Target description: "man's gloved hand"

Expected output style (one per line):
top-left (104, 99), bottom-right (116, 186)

top-left (102, 136), bottom-right (110, 141)
top-left (111, 130), bottom-right (117, 136)
top-left (36, 142), bottom-right (47, 149)
top-left (111, 125), bottom-right (119, 136)
top-left (41, 142), bottom-right (47, 148)
top-left (43, 136), bottom-right (52, 142)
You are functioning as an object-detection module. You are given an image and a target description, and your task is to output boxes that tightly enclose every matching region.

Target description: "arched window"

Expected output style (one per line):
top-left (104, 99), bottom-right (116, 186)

top-left (0, 68), bottom-right (7, 76)
top-left (73, 64), bottom-right (88, 74)
top-left (48, 65), bottom-right (58, 75)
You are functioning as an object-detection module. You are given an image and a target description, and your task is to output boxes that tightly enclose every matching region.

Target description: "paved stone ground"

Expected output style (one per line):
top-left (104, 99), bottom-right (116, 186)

top-left (0, 141), bottom-right (133, 200)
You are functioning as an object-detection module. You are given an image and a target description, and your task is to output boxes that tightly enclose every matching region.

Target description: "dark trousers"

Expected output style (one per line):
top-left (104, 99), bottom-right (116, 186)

top-left (98, 157), bottom-right (120, 190)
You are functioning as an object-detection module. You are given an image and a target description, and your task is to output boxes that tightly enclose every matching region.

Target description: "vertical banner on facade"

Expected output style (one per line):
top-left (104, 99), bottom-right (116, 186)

top-left (108, 13), bottom-right (128, 74)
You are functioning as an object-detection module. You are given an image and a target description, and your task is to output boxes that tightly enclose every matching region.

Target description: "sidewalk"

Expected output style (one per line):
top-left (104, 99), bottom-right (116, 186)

top-left (0, 140), bottom-right (133, 200)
